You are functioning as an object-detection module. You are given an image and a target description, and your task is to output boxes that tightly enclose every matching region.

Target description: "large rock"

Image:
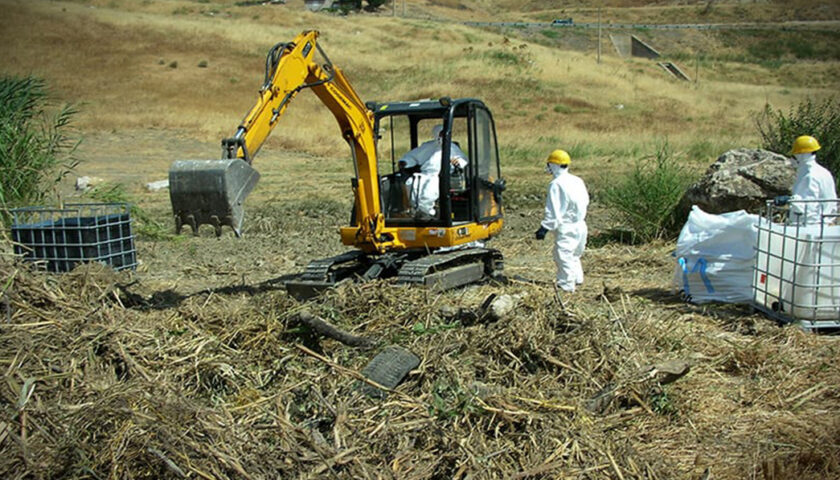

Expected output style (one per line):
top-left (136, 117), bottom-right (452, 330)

top-left (679, 148), bottom-right (796, 215)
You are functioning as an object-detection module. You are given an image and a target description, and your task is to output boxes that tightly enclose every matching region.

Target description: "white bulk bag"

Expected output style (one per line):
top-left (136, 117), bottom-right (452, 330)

top-left (673, 206), bottom-right (759, 304)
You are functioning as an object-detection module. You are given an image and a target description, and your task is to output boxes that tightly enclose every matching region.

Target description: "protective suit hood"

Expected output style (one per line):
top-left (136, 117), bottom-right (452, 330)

top-left (789, 151), bottom-right (838, 225)
top-left (431, 125), bottom-right (443, 146)
top-left (795, 152), bottom-right (816, 164)
top-left (547, 163), bottom-right (566, 178)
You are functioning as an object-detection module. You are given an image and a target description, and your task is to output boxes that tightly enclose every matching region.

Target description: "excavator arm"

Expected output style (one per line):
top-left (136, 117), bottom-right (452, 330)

top-left (169, 30), bottom-right (387, 249)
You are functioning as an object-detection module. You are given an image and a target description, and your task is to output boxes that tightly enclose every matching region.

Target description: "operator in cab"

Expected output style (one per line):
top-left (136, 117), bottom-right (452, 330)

top-left (399, 124), bottom-right (468, 220)
top-left (535, 149), bottom-right (589, 292)
top-left (774, 135), bottom-right (837, 225)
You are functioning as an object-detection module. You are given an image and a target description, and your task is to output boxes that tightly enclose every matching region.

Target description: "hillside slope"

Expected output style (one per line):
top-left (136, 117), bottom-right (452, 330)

top-left (3, 0), bottom-right (836, 193)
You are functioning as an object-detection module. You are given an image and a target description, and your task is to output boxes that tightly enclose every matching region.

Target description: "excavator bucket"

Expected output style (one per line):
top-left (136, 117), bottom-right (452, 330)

top-left (169, 159), bottom-right (260, 237)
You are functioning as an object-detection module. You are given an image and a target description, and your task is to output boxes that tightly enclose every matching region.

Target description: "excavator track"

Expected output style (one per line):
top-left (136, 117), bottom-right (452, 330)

top-left (298, 250), bottom-right (367, 283)
top-left (285, 248), bottom-right (503, 299)
top-left (396, 248), bottom-right (504, 290)
top-left (285, 250), bottom-right (370, 300)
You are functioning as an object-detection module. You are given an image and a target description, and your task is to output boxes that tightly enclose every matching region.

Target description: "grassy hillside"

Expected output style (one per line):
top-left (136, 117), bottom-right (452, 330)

top-left (409, 0), bottom-right (840, 25)
top-left (4, 0), bottom-right (836, 200)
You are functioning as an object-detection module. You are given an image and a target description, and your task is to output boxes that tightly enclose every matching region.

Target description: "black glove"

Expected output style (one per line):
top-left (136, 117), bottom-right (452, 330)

top-left (774, 195), bottom-right (791, 206)
top-left (535, 226), bottom-right (548, 240)
top-left (399, 162), bottom-right (420, 176)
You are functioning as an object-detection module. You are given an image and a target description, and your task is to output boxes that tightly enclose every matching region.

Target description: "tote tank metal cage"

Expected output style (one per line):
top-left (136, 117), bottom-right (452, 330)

top-left (10, 203), bottom-right (137, 273)
top-left (752, 199), bottom-right (840, 330)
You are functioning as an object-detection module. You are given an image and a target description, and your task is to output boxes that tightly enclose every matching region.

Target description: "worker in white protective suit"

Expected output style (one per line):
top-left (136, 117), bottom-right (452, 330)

top-left (774, 135), bottom-right (837, 225)
top-left (535, 149), bottom-right (590, 292)
top-left (398, 125), bottom-right (468, 220)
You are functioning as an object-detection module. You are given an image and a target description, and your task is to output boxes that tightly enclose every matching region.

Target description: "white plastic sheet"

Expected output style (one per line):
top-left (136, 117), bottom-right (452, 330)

top-left (673, 206), bottom-right (759, 304)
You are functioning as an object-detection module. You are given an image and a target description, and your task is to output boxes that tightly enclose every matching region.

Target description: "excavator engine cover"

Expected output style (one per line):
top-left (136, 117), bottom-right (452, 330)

top-left (169, 159), bottom-right (260, 237)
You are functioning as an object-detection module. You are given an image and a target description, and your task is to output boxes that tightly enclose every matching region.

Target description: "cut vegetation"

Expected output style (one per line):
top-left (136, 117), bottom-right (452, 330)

top-left (1, 0), bottom-right (838, 479)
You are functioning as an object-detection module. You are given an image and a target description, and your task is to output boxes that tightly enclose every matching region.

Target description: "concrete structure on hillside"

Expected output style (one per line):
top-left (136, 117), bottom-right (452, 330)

top-left (630, 35), bottom-right (661, 59)
top-left (658, 62), bottom-right (691, 81)
top-left (609, 34), bottom-right (631, 57)
top-left (609, 34), bottom-right (662, 59)
top-left (304, 0), bottom-right (333, 11)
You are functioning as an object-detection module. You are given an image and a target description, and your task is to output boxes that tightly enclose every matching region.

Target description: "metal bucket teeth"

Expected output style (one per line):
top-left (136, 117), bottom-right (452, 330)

top-left (168, 159), bottom-right (260, 237)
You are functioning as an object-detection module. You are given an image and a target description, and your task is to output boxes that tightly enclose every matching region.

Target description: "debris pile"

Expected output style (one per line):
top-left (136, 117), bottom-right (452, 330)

top-left (1, 254), bottom-right (838, 479)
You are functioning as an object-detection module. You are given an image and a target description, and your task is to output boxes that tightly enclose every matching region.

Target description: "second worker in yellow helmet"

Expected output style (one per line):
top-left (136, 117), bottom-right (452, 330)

top-left (774, 135), bottom-right (837, 225)
top-left (535, 149), bottom-right (590, 292)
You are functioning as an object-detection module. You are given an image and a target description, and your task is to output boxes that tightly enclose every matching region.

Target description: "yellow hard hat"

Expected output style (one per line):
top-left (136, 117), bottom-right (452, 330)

top-left (546, 149), bottom-right (571, 166)
top-left (791, 135), bottom-right (821, 155)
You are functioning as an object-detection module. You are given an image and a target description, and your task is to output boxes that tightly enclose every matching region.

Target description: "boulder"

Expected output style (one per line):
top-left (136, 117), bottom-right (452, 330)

top-left (679, 148), bottom-right (795, 215)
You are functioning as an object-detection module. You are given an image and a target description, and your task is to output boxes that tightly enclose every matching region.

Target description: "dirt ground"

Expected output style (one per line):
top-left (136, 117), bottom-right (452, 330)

top-left (68, 126), bottom-right (654, 299)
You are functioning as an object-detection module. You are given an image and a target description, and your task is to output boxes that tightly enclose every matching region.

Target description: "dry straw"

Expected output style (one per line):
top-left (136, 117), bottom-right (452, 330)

top-left (1, 247), bottom-right (838, 479)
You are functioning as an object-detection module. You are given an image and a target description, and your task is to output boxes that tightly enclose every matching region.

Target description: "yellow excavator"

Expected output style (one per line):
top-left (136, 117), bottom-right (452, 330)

top-left (169, 30), bottom-right (506, 298)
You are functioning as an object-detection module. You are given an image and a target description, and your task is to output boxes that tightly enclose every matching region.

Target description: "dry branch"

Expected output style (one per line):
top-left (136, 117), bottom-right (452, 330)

top-left (293, 311), bottom-right (377, 349)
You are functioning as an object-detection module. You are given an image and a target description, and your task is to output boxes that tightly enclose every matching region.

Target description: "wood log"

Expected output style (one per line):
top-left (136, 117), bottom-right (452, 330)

top-left (294, 311), bottom-right (377, 349)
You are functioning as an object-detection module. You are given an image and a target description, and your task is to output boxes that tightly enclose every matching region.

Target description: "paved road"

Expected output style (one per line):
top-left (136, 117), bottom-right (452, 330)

top-left (463, 20), bottom-right (840, 31)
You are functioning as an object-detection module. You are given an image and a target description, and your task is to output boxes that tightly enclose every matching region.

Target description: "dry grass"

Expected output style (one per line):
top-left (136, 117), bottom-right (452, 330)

top-left (1, 231), bottom-right (838, 479)
top-left (429, 0), bottom-right (840, 23)
top-left (522, 2), bottom-right (840, 24)
top-left (2, 1), bottom-right (840, 478)
top-left (4, 0), bottom-right (836, 171)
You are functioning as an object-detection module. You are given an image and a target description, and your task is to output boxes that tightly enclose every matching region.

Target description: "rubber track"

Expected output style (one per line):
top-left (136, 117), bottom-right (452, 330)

top-left (396, 248), bottom-right (503, 284)
top-left (299, 250), bottom-right (365, 282)
top-left (360, 345), bottom-right (421, 399)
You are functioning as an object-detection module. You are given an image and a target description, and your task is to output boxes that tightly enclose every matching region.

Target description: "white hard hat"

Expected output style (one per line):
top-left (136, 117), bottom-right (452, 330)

top-left (431, 124), bottom-right (443, 138)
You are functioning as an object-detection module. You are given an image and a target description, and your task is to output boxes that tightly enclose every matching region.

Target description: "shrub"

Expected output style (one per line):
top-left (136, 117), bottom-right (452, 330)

top-left (0, 76), bottom-right (79, 217)
top-left (755, 97), bottom-right (840, 189)
top-left (328, 0), bottom-right (387, 13)
top-left (601, 142), bottom-right (696, 242)
top-left (365, 0), bottom-right (388, 10)
top-left (86, 183), bottom-right (171, 240)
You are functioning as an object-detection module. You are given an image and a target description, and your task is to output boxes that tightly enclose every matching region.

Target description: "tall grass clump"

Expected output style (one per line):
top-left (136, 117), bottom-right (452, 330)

top-left (601, 142), bottom-right (696, 242)
top-left (0, 76), bottom-right (78, 217)
top-left (86, 183), bottom-right (172, 240)
top-left (755, 97), bottom-right (840, 189)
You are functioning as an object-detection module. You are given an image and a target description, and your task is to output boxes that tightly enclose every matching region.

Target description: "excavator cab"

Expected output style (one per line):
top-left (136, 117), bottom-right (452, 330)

top-left (371, 98), bottom-right (505, 229)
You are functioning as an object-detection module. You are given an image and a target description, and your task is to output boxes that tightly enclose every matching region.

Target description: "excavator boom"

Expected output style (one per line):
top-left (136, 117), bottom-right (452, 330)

top-left (169, 30), bottom-right (380, 242)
